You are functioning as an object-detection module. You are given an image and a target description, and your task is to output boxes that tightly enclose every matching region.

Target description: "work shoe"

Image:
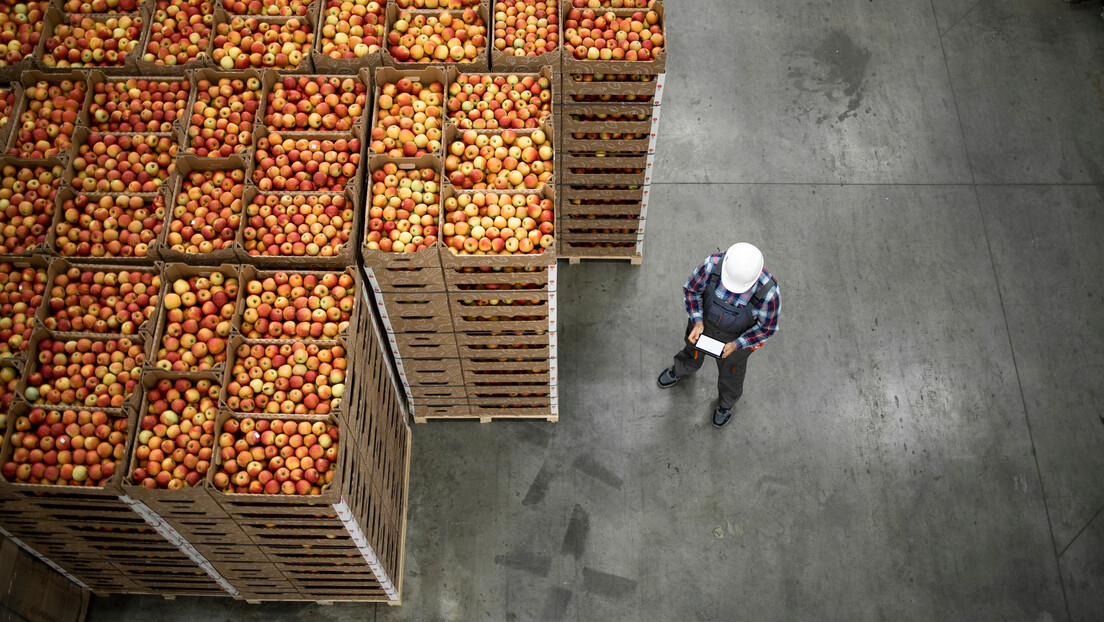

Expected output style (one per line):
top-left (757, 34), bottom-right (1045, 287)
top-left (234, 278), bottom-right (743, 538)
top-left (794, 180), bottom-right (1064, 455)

top-left (657, 368), bottom-right (680, 388)
top-left (712, 406), bottom-right (732, 428)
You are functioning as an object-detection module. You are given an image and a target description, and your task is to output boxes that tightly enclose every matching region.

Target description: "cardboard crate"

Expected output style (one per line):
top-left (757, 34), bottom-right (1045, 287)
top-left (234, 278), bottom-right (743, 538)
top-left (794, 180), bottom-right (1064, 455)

top-left (370, 66), bottom-right (447, 160)
top-left (48, 186), bottom-right (168, 264)
top-left (35, 259), bottom-right (162, 340)
top-left (440, 123), bottom-right (555, 190)
top-left (251, 124), bottom-right (365, 196)
top-left (442, 262), bottom-right (555, 293)
top-left (183, 68), bottom-right (265, 160)
top-left (208, 6), bottom-right (318, 74)
top-left (444, 65), bottom-right (556, 130)
top-left (259, 68), bottom-right (374, 137)
top-left (381, 2), bottom-right (490, 72)
top-left (63, 125), bottom-right (179, 194)
top-left (159, 155), bottom-right (250, 265)
top-left (362, 246), bottom-right (447, 292)
top-left (388, 331), bottom-right (461, 359)
top-left (0, 156), bottom-right (67, 259)
top-left (0, 0), bottom-right (48, 82)
top-left (488, 17), bottom-right (560, 75)
top-left (311, 0), bottom-right (386, 75)
top-left (410, 402), bottom-right (471, 422)
top-left (396, 356), bottom-right (464, 387)
top-left (559, 71), bottom-right (664, 102)
top-left (448, 288), bottom-right (554, 333)
top-left (560, 132), bottom-right (651, 153)
top-left (455, 330), bottom-right (553, 358)
top-left (79, 71), bottom-right (192, 135)
top-left (559, 152), bottom-right (648, 185)
top-left (234, 265), bottom-right (359, 341)
top-left (207, 412), bottom-right (401, 601)
top-left (134, 0), bottom-right (216, 76)
top-left (0, 534), bottom-right (91, 621)
top-left (4, 70), bottom-right (89, 160)
top-left (238, 186), bottom-right (360, 268)
top-left (468, 396), bottom-right (555, 420)
top-left (147, 263), bottom-right (241, 374)
top-left (0, 256), bottom-right (48, 366)
top-left (558, 238), bottom-right (642, 263)
top-left (559, 0), bottom-right (665, 74)
top-left (37, 9), bottom-right (145, 75)
top-left (559, 184), bottom-right (645, 202)
top-left (15, 330), bottom-right (148, 412)
top-left (372, 291), bottom-right (452, 333)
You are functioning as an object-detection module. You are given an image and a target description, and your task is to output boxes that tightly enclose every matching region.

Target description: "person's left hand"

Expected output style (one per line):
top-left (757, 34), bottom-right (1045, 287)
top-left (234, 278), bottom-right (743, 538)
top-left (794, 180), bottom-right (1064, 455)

top-left (721, 342), bottom-right (738, 358)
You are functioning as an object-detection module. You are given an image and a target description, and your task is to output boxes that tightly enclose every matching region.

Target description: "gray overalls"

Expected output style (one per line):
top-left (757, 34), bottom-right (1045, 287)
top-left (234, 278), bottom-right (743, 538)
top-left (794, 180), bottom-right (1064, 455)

top-left (671, 261), bottom-right (774, 409)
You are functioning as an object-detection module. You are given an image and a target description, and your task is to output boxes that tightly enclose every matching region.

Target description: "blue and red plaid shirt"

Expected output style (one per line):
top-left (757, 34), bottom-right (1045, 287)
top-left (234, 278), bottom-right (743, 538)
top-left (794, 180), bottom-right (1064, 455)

top-left (684, 252), bottom-right (781, 349)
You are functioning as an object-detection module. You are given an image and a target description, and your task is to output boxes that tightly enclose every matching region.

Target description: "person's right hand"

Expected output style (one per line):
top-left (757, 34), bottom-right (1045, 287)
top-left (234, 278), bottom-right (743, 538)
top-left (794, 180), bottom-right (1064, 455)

top-left (689, 322), bottom-right (704, 344)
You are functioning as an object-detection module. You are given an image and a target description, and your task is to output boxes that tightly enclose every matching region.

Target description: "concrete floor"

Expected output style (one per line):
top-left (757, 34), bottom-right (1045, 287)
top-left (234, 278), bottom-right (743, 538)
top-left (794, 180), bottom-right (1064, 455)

top-left (92, 0), bottom-right (1104, 620)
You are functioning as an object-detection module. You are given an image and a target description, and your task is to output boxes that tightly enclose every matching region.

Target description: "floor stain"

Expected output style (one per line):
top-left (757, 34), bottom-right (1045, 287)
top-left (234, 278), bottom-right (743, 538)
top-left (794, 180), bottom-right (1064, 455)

top-left (786, 30), bottom-right (873, 125)
top-left (522, 461), bottom-right (556, 506)
top-left (582, 567), bottom-right (638, 598)
top-left (561, 504), bottom-right (590, 560)
top-left (494, 551), bottom-right (552, 577)
top-left (540, 588), bottom-right (573, 619)
top-left (572, 454), bottom-right (624, 490)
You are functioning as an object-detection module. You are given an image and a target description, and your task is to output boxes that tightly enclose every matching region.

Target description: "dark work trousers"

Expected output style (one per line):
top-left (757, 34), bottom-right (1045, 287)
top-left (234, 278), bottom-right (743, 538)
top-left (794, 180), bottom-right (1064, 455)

top-left (671, 319), bottom-right (753, 409)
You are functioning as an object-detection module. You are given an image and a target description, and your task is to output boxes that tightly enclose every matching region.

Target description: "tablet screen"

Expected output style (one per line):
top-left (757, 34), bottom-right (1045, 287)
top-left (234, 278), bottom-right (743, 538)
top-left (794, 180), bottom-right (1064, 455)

top-left (695, 334), bottom-right (726, 357)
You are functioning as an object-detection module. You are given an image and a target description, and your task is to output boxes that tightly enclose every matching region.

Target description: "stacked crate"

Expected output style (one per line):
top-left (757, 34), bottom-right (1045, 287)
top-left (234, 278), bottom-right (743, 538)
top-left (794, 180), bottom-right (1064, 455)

top-left (0, 58), bottom-right (410, 603)
top-left (362, 61), bottom-right (558, 423)
top-left (556, 0), bottom-right (665, 264)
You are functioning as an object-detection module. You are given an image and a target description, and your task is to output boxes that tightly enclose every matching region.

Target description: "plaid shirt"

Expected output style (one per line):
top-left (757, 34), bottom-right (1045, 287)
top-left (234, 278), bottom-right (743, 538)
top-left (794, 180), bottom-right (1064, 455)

top-left (684, 252), bottom-right (781, 349)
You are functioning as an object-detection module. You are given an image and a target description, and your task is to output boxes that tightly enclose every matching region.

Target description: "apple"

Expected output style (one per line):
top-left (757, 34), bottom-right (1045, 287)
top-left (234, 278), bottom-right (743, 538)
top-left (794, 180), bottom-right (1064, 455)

top-left (442, 190), bottom-right (553, 255)
top-left (88, 78), bottom-right (190, 134)
top-left (42, 267), bottom-right (161, 336)
top-left (387, 9), bottom-right (486, 63)
top-left (54, 193), bottom-right (165, 259)
top-left (240, 271), bottom-right (356, 340)
top-left (396, 0), bottom-right (479, 6)
top-left (493, 0), bottom-right (558, 58)
top-left (444, 128), bottom-right (554, 189)
top-left (188, 76), bottom-right (261, 157)
top-left (25, 338), bottom-right (144, 408)
top-left (213, 416), bottom-right (339, 495)
top-left (563, 8), bottom-right (663, 62)
top-left (154, 272), bottom-right (237, 372)
top-left (224, 0), bottom-right (311, 16)
top-left (2, 408), bottom-right (128, 486)
top-left (370, 77), bottom-right (443, 157)
top-left (130, 377), bottom-right (219, 489)
top-left (242, 193), bottom-right (354, 259)
top-left (61, 0), bottom-right (138, 12)
top-left (0, 0), bottom-right (48, 68)
top-left (0, 163), bottom-right (64, 254)
top-left (365, 164), bottom-right (440, 254)
top-left (447, 72), bottom-right (552, 129)
top-left (7, 79), bottom-right (84, 159)
top-left (0, 264), bottom-right (47, 358)
top-left (210, 16), bottom-right (312, 70)
top-left (264, 76), bottom-right (368, 132)
top-left (167, 168), bottom-right (246, 255)
top-left (71, 133), bottom-right (177, 193)
top-left (0, 87), bottom-right (13, 129)
top-left (253, 133), bottom-right (362, 192)
top-left (319, 0), bottom-right (384, 60)
top-left (41, 14), bottom-right (143, 68)
top-left (143, 0), bottom-right (214, 67)
top-left (570, 130), bottom-right (648, 139)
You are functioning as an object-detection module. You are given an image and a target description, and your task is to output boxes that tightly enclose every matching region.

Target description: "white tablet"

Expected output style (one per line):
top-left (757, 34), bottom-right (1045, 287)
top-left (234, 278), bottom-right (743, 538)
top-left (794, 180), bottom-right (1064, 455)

top-left (695, 334), bottom-right (726, 358)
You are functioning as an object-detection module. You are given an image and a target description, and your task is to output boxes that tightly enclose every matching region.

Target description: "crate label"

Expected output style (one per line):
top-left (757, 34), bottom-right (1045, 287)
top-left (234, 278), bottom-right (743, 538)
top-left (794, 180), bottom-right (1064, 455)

top-left (333, 499), bottom-right (398, 600)
top-left (547, 263), bottom-right (557, 291)
top-left (364, 267), bottom-right (383, 293)
top-left (652, 72), bottom-right (666, 107)
top-left (0, 525), bottom-right (92, 591)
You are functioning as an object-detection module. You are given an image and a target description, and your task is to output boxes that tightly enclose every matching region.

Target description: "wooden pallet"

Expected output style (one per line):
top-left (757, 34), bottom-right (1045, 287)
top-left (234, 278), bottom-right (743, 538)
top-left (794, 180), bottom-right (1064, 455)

top-left (414, 414), bottom-right (559, 424)
top-left (566, 255), bottom-right (642, 266)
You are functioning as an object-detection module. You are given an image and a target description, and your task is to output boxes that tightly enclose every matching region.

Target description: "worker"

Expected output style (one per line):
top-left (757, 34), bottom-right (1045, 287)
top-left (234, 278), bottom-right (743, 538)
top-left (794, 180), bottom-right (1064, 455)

top-left (657, 242), bottom-right (781, 427)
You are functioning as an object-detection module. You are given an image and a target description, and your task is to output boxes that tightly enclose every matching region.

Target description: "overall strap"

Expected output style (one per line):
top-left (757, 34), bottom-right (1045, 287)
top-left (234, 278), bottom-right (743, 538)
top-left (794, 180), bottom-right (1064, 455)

top-left (749, 277), bottom-right (776, 307)
top-left (707, 256), bottom-right (723, 294)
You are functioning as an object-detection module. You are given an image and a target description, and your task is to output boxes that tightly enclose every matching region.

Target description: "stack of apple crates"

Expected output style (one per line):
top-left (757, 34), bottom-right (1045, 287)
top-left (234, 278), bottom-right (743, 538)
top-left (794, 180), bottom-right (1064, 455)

top-left (556, 0), bottom-right (665, 264)
top-left (361, 14), bottom-right (558, 424)
top-left (0, 47), bottom-right (411, 603)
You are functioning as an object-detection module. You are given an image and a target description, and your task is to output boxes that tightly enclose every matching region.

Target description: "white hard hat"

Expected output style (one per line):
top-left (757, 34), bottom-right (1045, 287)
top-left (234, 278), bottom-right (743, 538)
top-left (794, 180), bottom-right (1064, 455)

top-left (721, 243), bottom-right (763, 293)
